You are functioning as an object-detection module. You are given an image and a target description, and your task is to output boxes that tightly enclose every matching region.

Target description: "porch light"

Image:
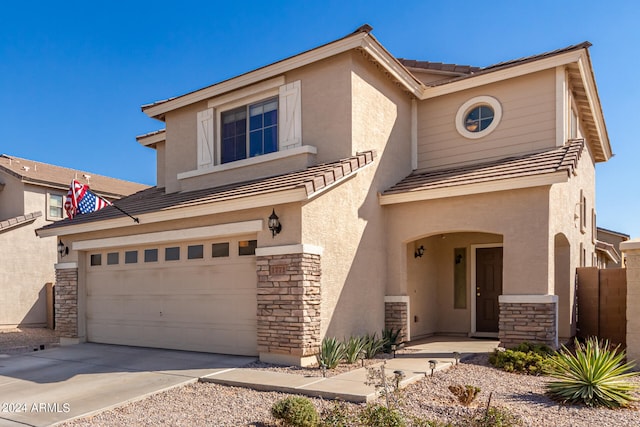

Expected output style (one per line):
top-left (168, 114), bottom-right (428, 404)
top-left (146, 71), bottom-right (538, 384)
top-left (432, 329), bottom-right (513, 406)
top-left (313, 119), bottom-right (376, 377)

top-left (57, 240), bottom-right (68, 258)
top-left (268, 209), bottom-right (282, 238)
top-left (414, 245), bottom-right (425, 258)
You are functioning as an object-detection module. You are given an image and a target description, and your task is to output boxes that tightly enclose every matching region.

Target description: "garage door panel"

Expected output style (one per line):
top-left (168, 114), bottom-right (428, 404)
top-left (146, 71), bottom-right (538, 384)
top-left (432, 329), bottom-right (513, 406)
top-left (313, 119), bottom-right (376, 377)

top-left (86, 256), bottom-right (257, 356)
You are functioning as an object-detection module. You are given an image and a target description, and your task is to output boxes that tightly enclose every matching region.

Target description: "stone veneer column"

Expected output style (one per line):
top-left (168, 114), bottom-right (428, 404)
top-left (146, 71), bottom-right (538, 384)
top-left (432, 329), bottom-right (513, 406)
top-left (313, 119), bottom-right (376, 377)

top-left (621, 240), bottom-right (640, 363)
top-left (384, 296), bottom-right (409, 343)
top-left (498, 295), bottom-right (558, 349)
top-left (255, 245), bottom-right (322, 367)
top-left (54, 262), bottom-right (79, 339)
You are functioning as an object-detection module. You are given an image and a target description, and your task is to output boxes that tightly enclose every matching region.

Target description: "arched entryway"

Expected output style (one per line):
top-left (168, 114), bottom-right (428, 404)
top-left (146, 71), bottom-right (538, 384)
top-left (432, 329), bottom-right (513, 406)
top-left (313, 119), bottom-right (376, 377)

top-left (405, 231), bottom-right (503, 341)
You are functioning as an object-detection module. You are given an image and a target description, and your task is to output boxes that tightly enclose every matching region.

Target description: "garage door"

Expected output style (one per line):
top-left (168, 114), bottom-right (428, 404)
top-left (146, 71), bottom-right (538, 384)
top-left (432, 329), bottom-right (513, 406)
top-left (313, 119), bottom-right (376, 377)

top-left (85, 238), bottom-right (257, 356)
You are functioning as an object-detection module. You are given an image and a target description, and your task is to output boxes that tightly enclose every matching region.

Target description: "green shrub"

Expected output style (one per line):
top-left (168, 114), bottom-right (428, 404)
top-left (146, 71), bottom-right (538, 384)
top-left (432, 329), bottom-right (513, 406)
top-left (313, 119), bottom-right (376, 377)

top-left (319, 400), bottom-right (355, 427)
top-left (448, 384), bottom-right (481, 406)
top-left (464, 406), bottom-right (522, 427)
top-left (546, 337), bottom-right (639, 408)
top-left (489, 342), bottom-right (552, 375)
top-left (362, 333), bottom-right (385, 359)
top-left (317, 337), bottom-right (346, 369)
top-left (271, 396), bottom-right (319, 427)
top-left (382, 328), bottom-right (403, 353)
top-left (344, 336), bottom-right (367, 364)
top-left (358, 404), bottom-right (405, 427)
top-left (410, 419), bottom-right (455, 427)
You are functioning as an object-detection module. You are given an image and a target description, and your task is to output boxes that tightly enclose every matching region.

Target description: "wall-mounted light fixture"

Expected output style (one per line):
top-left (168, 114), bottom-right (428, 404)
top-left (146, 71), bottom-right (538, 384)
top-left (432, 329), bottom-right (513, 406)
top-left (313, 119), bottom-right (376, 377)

top-left (268, 209), bottom-right (282, 238)
top-left (414, 245), bottom-right (425, 258)
top-left (57, 240), bottom-right (69, 258)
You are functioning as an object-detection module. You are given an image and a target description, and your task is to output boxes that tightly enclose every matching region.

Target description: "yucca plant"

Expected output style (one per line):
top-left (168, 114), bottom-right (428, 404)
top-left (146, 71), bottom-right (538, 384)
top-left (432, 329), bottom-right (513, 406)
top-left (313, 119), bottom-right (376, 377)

top-left (317, 337), bottom-right (346, 369)
top-left (546, 337), bottom-right (639, 408)
top-left (344, 335), bottom-right (367, 364)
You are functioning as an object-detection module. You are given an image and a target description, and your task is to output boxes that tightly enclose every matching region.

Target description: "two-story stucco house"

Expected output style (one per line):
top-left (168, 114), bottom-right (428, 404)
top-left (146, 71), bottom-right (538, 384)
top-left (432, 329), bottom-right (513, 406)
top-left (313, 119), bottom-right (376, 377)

top-left (0, 154), bottom-right (147, 329)
top-left (37, 25), bottom-right (612, 366)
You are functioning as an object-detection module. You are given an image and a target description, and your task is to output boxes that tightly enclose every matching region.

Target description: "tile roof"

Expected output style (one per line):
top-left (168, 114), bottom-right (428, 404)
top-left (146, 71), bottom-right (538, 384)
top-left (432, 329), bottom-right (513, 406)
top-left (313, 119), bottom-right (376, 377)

top-left (383, 140), bottom-right (584, 196)
top-left (398, 59), bottom-right (480, 75)
top-left (423, 42), bottom-right (592, 87)
top-left (40, 150), bottom-right (376, 231)
top-left (0, 154), bottom-right (149, 198)
top-left (0, 211), bottom-right (41, 233)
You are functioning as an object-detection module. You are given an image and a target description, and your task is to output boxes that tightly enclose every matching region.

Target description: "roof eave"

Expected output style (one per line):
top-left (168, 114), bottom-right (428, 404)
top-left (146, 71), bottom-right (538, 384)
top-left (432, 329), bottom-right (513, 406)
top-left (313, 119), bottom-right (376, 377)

top-left (141, 31), bottom-right (424, 120)
top-left (379, 171), bottom-right (568, 205)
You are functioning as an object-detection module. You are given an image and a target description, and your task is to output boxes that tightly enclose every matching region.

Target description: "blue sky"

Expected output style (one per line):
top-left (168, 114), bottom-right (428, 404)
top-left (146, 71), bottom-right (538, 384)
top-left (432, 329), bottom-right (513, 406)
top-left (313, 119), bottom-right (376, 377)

top-left (1, 1), bottom-right (638, 237)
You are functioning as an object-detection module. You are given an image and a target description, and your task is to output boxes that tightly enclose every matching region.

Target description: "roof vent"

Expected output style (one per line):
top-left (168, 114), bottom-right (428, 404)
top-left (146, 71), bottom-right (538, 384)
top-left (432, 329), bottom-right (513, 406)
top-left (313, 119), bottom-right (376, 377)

top-left (83, 174), bottom-right (91, 184)
top-left (22, 166), bottom-right (30, 172)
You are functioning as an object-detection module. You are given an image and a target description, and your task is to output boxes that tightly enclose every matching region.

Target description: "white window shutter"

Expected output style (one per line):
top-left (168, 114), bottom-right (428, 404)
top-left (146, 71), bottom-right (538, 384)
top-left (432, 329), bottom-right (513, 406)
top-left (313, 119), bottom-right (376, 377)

top-left (197, 108), bottom-right (214, 168)
top-left (278, 80), bottom-right (301, 150)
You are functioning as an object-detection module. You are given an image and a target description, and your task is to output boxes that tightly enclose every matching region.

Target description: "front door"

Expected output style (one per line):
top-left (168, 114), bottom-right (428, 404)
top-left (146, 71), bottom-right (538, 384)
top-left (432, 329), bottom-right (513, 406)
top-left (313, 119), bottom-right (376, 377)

top-left (475, 247), bottom-right (503, 333)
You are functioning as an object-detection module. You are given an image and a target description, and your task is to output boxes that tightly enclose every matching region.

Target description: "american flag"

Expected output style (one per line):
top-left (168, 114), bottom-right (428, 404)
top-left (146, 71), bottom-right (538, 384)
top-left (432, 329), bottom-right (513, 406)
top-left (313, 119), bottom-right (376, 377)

top-left (64, 179), bottom-right (111, 219)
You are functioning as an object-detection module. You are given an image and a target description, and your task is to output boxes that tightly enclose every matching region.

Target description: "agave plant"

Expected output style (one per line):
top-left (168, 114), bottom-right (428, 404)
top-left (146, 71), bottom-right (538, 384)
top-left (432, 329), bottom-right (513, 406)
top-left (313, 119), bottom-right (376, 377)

top-left (546, 337), bottom-right (639, 408)
top-left (317, 337), bottom-right (346, 369)
top-left (382, 328), bottom-right (403, 353)
top-left (363, 333), bottom-right (386, 359)
top-left (344, 336), bottom-right (367, 364)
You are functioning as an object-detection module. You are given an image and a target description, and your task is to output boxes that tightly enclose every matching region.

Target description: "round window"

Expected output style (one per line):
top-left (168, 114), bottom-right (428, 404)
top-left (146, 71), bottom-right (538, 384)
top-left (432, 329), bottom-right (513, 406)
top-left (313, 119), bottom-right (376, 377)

top-left (455, 96), bottom-right (502, 139)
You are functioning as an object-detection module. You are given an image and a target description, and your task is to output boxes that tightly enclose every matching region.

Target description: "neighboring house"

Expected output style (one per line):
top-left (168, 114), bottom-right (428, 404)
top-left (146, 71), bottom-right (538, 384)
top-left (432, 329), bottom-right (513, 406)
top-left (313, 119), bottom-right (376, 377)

top-left (37, 25), bottom-right (613, 365)
top-left (595, 227), bottom-right (629, 268)
top-left (0, 154), bottom-right (148, 328)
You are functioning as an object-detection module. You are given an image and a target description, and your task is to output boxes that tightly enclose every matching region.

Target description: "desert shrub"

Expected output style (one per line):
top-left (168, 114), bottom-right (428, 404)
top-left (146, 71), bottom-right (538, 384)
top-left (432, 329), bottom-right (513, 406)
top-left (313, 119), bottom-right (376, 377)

top-left (448, 384), bottom-right (481, 406)
top-left (343, 336), bottom-right (367, 364)
top-left (271, 396), bottom-right (319, 427)
top-left (382, 328), bottom-right (403, 353)
top-left (317, 337), bottom-right (345, 369)
top-left (489, 342), bottom-right (552, 375)
top-left (362, 333), bottom-right (385, 359)
top-left (464, 405), bottom-right (522, 427)
top-left (319, 400), bottom-right (356, 427)
top-left (410, 419), bottom-right (455, 427)
top-left (546, 337), bottom-right (639, 408)
top-left (358, 404), bottom-right (405, 427)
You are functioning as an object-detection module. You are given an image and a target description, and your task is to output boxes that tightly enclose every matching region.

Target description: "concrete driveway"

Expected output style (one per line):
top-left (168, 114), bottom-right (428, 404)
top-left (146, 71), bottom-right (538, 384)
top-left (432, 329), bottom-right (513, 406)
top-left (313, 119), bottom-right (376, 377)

top-left (0, 343), bottom-right (256, 427)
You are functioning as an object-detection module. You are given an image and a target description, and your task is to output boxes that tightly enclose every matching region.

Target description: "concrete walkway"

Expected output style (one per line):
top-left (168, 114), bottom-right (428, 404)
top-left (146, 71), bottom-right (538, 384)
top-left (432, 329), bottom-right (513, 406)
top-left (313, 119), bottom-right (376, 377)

top-left (202, 336), bottom-right (499, 403)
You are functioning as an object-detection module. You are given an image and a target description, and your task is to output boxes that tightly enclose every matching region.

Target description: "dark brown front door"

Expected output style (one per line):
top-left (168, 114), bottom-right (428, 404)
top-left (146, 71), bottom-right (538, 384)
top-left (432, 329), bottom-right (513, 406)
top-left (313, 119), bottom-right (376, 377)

top-left (476, 247), bottom-right (503, 333)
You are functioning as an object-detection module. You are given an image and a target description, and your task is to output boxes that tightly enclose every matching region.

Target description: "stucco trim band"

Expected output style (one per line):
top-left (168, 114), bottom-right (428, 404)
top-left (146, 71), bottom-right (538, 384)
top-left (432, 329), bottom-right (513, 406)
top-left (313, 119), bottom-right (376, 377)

top-left (621, 239), bottom-right (640, 252)
top-left (72, 220), bottom-right (263, 251)
top-left (55, 262), bottom-right (78, 270)
top-left (256, 244), bottom-right (324, 257)
top-left (499, 295), bottom-right (558, 304)
top-left (384, 296), bottom-right (410, 303)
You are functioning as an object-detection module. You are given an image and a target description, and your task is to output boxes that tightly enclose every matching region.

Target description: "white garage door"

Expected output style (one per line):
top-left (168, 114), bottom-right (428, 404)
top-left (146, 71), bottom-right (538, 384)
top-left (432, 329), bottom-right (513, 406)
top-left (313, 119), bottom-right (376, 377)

top-left (85, 239), bottom-right (257, 356)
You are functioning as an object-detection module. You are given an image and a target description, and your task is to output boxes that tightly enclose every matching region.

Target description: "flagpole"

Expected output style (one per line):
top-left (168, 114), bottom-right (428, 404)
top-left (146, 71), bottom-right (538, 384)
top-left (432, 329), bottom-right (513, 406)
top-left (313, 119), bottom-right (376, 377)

top-left (110, 202), bottom-right (140, 223)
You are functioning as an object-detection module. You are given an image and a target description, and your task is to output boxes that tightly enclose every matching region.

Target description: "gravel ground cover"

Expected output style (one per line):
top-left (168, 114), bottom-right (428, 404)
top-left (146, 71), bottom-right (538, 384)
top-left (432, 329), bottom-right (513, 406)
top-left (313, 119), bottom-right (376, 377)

top-left (0, 327), bottom-right (59, 355)
top-left (59, 353), bottom-right (640, 427)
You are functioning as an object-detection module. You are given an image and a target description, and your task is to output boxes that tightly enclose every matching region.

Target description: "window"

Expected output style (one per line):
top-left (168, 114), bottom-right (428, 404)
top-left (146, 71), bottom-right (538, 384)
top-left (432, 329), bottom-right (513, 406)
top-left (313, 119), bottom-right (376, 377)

top-left (455, 96), bottom-right (502, 139)
top-left (165, 246), bottom-right (180, 261)
top-left (238, 240), bottom-right (257, 256)
top-left (125, 251), bottom-right (138, 264)
top-left (212, 242), bottom-right (230, 258)
top-left (90, 254), bottom-right (102, 266)
top-left (221, 98), bottom-right (278, 164)
top-left (48, 194), bottom-right (64, 219)
top-left (188, 244), bottom-right (204, 259)
top-left (107, 252), bottom-right (119, 265)
top-left (195, 79), bottom-right (301, 171)
top-left (144, 249), bottom-right (158, 263)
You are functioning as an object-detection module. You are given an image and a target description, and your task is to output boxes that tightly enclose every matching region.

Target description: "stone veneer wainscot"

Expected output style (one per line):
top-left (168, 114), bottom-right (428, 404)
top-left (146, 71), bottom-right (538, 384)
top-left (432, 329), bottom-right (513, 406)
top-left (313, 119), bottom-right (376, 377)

top-left (54, 263), bottom-right (79, 338)
top-left (498, 295), bottom-right (558, 349)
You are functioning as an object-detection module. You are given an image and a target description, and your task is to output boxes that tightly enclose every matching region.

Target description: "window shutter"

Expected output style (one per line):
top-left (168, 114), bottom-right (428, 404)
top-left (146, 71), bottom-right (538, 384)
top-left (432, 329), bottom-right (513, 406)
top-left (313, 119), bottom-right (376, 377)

top-left (278, 80), bottom-right (301, 150)
top-left (197, 108), bottom-right (214, 168)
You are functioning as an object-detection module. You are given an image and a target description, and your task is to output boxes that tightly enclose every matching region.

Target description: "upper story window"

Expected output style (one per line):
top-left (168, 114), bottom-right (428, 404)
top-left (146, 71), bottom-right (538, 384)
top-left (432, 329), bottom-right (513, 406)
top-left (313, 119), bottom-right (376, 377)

top-left (195, 79), bottom-right (301, 171)
top-left (455, 96), bottom-right (502, 139)
top-left (48, 194), bottom-right (64, 220)
top-left (221, 98), bottom-right (278, 164)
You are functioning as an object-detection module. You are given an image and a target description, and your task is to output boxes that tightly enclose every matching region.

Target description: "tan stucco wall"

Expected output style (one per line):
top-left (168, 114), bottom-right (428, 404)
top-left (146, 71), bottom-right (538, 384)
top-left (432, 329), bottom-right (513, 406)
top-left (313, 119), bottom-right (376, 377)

top-left (621, 240), bottom-right (640, 363)
top-left (417, 69), bottom-right (557, 171)
top-left (300, 53), bottom-right (413, 340)
top-left (0, 183), bottom-right (65, 327)
top-left (549, 144), bottom-right (596, 339)
top-left (0, 173), bottom-right (26, 220)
